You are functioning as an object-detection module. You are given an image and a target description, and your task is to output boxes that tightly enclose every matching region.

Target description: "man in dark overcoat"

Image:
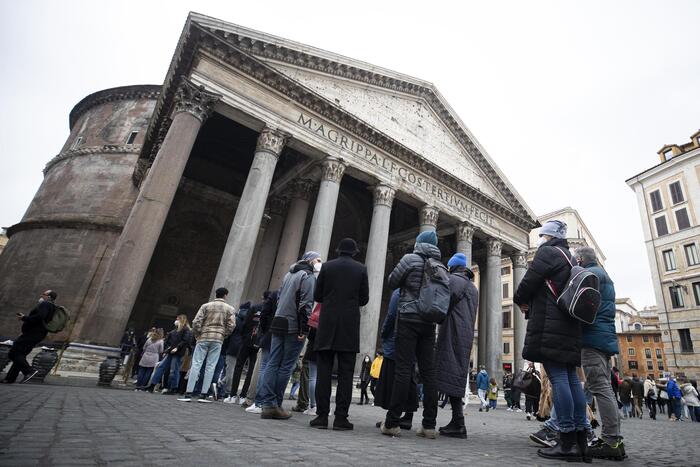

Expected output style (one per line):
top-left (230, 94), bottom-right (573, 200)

top-left (310, 238), bottom-right (369, 431)
top-left (435, 253), bottom-right (478, 438)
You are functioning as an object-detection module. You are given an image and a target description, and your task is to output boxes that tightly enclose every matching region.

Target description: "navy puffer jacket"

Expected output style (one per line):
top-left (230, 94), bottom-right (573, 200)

top-left (581, 263), bottom-right (619, 356)
top-left (387, 242), bottom-right (442, 323)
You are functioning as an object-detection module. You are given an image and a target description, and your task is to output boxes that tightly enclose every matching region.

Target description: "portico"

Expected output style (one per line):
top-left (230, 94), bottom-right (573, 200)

top-left (78, 13), bottom-right (537, 379)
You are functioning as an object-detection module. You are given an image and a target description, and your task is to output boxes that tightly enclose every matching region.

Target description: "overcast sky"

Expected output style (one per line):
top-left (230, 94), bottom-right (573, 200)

top-left (2, 1), bottom-right (699, 308)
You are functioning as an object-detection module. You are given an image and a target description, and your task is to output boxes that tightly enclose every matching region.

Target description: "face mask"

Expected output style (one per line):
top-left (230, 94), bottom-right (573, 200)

top-left (313, 262), bottom-right (322, 273)
top-left (38, 298), bottom-right (44, 303)
top-left (536, 237), bottom-right (547, 248)
top-left (174, 320), bottom-right (179, 327)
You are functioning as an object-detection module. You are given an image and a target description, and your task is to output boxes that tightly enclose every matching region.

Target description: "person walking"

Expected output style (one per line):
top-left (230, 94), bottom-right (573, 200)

top-left (2, 290), bottom-right (58, 384)
top-left (359, 355), bottom-right (373, 405)
top-left (379, 230), bottom-right (442, 439)
top-left (680, 378), bottom-right (700, 422)
top-left (514, 220), bottom-right (588, 462)
top-left (178, 287), bottom-right (235, 403)
top-left (573, 246), bottom-right (625, 459)
top-left (644, 375), bottom-right (658, 420)
top-left (434, 252), bottom-right (478, 438)
top-left (667, 376), bottom-right (683, 421)
top-left (259, 252), bottom-right (320, 420)
top-left (311, 238), bottom-right (369, 431)
top-left (135, 328), bottom-right (164, 389)
top-left (146, 315), bottom-right (193, 394)
top-left (619, 378), bottom-right (633, 419)
top-left (476, 366), bottom-right (490, 412)
top-left (631, 375), bottom-right (645, 419)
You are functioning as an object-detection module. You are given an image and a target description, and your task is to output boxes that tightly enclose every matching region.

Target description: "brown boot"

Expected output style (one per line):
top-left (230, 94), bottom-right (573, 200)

top-left (261, 406), bottom-right (292, 420)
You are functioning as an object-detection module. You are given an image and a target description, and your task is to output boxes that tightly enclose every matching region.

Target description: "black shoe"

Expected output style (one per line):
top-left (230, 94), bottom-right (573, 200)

top-left (439, 419), bottom-right (467, 439)
top-left (529, 426), bottom-right (558, 447)
top-left (485, 407), bottom-right (489, 412)
top-left (537, 431), bottom-right (582, 462)
top-left (310, 415), bottom-right (328, 429)
top-left (588, 439), bottom-right (626, 461)
top-left (478, 408), bottom-right (483, 412)
top-left (333, 416), bottom-right (354, 431)
top-left (576, 430), bottom-right (592, 463)
top-left (19, 370), bottom-right (39, 384)
top-left (291, 405), bottom-right (307, 413)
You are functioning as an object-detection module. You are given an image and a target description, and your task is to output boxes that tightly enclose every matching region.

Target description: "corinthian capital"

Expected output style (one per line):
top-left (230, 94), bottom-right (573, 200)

top-left (420, 206), bottom-right (439, 229)
top-left (511, 251), bottom-right (528, 269)
top-left (268, 196), bottom-right (289, 216)
top-left (486, 238), bottom-right (502, 257)
top-left (173, 79), bottom-right (221, 123)
top-left (456, 222), bottom-right (476, 243)
top-left (289, 178), bottom-right (315, 201)
top-left (320, 157), bottom-right (346, 183)
top-left (373, 184), bottom-right (396, 208)
top-left (256, 127), bottom-right (289, 157)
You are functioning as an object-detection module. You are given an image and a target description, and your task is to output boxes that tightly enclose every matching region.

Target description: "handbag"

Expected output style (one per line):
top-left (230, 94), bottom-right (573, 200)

top-left (308, 303), bottom-right (321, 329)
top-left (512, 369), bottom-right (541, 397)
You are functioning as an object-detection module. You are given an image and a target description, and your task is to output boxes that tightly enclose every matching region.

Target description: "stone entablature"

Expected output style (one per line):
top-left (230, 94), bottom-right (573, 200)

top-left (44, 145), bottom-right (142, 174)
top-left (69, 85), bottom-right (161, 130)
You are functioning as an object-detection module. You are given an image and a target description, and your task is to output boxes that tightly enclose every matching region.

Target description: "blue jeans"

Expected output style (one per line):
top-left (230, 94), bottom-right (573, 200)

top-left (136, 366), bottom-right (154, 387)
top-left (671, 398), bottom-right (682, 419)
top-left (194, 352), bottom-right (225, 395)
top-left (544, 362), bottom-right (587, 433)
top-left (186, 341), bottom-right (222, 396)
top-left (149, 354), bottom-right (183, 389)
top-left (258, 334), bottom-right (305, 409)
top-left (254, 349), bottom-right (271, 406)
top-left (309, 360), bottom-right (318, 408)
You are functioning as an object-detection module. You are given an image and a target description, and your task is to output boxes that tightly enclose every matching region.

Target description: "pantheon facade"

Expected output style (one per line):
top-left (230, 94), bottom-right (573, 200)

top-left (0, 13), bottom-right (537, 380)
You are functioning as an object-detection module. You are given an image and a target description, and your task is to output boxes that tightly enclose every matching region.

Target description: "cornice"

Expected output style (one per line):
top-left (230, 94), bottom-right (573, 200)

top-left (69, 85), bottom-right (160, 130)
top-left (44, 145), bottom-right (141, 174)
top-left (7, 218), bottom-right (124, 238)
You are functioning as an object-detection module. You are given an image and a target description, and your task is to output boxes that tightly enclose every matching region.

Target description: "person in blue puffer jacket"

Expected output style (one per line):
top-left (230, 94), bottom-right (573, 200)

top-left (666, 377), bottom-right (683, 420)
top-left (575, 247), bottom-right (625, 460)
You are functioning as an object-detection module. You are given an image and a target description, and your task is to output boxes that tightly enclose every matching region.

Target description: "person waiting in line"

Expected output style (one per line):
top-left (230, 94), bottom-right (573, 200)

top-left (145, 314), bottom-right (193, 394)
top-left (135, 328), bottom-right (164, 389)
top-left (358, 355), bottom-right (373, 405)
top-left (221, 302), bottom-right (247, 401)
top-left (244, 290), bottom-right (278, 413)
top-left (225, 301), bottom-right (261, 404)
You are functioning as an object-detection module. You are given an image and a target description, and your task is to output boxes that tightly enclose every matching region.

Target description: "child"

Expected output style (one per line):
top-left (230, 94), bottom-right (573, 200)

top-left (488, 377), bottom-right (498, 410)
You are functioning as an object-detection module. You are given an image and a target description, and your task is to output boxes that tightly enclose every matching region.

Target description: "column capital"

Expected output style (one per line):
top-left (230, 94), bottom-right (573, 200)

top-left (486, 238), bottom-right (502, 257)
top-left (511, 251), bottom-right (528, 268)
top-left (419, 205), bottom-right (439, 229)
top-left (456, 222), bottom-right (476, 243)
top-left (256, 127), bottom-right (289, 157)
top-left (372, 184), bottom-right (395, 207)
top-left (173, 79), bottom-right (221, 123)
top-left (319, 157), bottom-right (346, 183)
top-left (288, 178), bottom-right (315, 201)
top-left (267, 195), bottom-right (289, 216)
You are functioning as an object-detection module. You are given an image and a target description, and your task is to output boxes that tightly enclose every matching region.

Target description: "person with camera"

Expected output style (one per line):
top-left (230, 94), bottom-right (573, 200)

top-left (2, 290), bottom-right (57, 384)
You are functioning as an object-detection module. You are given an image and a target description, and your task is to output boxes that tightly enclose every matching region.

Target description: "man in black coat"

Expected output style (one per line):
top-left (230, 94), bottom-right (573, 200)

top-left (3, 290), bottom-right (57, 384)
top-left (310, 238), bottom-right (369, 431)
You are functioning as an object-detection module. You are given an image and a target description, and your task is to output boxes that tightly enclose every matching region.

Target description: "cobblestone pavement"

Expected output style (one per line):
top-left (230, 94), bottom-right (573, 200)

top-left (0, 384), bottom-right (697, 466)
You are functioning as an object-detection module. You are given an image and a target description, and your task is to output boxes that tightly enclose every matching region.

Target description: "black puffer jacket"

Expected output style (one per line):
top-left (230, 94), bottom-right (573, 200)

top-left (513, 237), bottom-right (582, 366)
top-left (387, 242), bottom-right (442, 323)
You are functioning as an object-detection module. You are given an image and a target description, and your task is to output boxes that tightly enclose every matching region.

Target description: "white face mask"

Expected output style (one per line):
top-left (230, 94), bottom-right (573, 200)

top-left (38, 298), bottom-right (44, 303)
top-left (174, 320), bottom-right (179, 327)
top-left (313, 262), bottom-right (322, 273)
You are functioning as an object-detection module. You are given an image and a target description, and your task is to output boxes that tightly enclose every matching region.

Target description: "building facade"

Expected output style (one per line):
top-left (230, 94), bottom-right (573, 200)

top-left (0, 13), bottom-right (537, 377)
top-left (626, 130), bottom-right (700, 380)
top-left (0, 228), bottom-right (7, 256)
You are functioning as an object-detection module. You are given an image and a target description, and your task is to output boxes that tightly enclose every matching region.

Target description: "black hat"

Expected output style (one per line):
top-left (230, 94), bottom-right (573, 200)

top-left (336, 238), bottom-right (359, 256)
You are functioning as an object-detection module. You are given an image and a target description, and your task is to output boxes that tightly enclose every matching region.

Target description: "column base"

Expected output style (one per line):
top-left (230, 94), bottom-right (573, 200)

top-left (54, 343), bottom-right (122, 378)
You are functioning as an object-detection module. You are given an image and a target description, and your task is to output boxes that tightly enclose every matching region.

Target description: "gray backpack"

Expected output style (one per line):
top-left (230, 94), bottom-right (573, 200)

top-left (545, 247), bottom-right (601, 324)
top-left (415, 257), bottom-right (451, 324)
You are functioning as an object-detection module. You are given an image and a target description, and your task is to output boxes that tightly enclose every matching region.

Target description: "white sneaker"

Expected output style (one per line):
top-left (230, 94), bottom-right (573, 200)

top-left (223, 396), bottom-right (235, 404)
top-left (516, 408), bottom-right (523, 413)
top-left (507, 407), bottom-right (513, 411)
top-left (239, 397), bottom-right (246, 406)
top-left (245, 404), bottom-right (262, 414)
top-left (303, 407), bottom-right (317, 416)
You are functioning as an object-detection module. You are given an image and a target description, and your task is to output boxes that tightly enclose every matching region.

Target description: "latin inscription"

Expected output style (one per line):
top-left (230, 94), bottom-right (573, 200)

top-left (297, 112), bottom-right (496, 227)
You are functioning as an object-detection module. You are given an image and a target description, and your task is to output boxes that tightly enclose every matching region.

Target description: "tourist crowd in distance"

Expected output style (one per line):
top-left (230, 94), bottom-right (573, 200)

top-left (5, 221), bottom-right (700, 464)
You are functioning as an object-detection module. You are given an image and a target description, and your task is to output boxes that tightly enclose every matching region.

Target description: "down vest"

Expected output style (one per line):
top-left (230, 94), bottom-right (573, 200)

top-left (387, 242), bottom-right (442, 323)
top-left (513, 237), bottom-right (582, 367)
top-left (581, 262), bottom-right (619, 356)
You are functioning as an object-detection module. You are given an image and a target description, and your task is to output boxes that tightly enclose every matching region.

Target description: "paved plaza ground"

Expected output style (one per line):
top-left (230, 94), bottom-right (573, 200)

top-left (0, 383), bottom-right (697, 466)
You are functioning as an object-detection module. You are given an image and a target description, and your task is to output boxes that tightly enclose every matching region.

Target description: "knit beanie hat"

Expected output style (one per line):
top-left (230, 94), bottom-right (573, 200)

top-left (447, 253), bottom-right (467, 269)
top-left (301, 251), bottom-right (321, 262)
top-left (415, 230), bottom-right (438, 246)
top-left (539, 220), bottom-right (567, 239)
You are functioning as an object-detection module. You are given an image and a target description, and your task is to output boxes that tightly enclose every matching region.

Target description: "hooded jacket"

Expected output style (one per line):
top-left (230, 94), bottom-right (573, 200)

top-left (476, 369), bottom-right (490, 390)
top-left (581, 262), bottom-right (619, 356)
top-left (681, 383), bottom-right (700, 407)
top-left (388, 242), bottom-right (442, 323)
top-left (667, 378), bottom-right (683, 399)
top-left (275, 261), bottom-right (316, 335)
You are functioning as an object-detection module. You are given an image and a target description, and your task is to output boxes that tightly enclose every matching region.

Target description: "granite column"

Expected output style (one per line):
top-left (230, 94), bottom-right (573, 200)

top-left (485, 239), bottom-right (503, 383)
top-left (512, 251), bottom-right (528, 373)
top-left (305, 158), bottom-right (346, 259)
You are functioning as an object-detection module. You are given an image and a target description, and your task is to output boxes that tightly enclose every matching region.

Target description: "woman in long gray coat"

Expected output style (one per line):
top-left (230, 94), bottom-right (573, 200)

top-left (435, 253), bottom-right (479, 439)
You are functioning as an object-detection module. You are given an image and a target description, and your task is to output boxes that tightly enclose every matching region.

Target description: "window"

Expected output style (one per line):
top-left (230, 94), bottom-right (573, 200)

top-left (502, 283), bottom-right (509, 299)
top-left (664, 150), bottom-right (674, 161)
top-left (656, 349), bottom-right (662, 359)
top-left (502, 310), bottom-right (512, 329)
top-left (634, 323), bottom-right (643, 330)
top-left (653, 335), bottom-right (660, 343)
top-left (685, 244), bottom-right (700, 266)
top-left (676, 208), bottom-right (691, 230)
top-left (657, 361), bottom-right (664, 371)
top-left (628, 361), bottom-right (638, 370)
top-left (501, 266), bottom-right (511, 276)
top-left (669, 181), bottom-right (685, 204)
top-left (693, 282), bottom-right (700, 306)
top-left (649, 190), bottom-right (663, 212)
top-left (503, 342), bottom-right (510, 354)
top-left (645, 348), bottom-right (652, 358)
top-left (662, 249), bottom-right (676, 271)
top-left (643, 335), bottom-right (650, 343)
top-left (646, 360), bottom-right (654, 370)
top-left (628, 348), bottom-right (635, 356)
top-left (679, 329), bottom-right (694, 353)
top-left (71, 136), bottom-right (83, 149)
top-left (626, 335), bottom-right (633, 342)
top-left (126, 131), bottom-right (138, 145)
top-left (670, 286), bottom-right (685, 308)
top-left (655, 216), bottom-right (669, 236)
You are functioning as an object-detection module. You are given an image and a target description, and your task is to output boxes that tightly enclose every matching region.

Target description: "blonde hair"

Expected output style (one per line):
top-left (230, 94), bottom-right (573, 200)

top-left (150, 328), bottom-right (164, 341)
top-left (176, 314), bottom-right (190, 331)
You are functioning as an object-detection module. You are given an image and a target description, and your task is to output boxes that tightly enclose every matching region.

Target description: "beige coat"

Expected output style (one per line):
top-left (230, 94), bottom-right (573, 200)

top-left (192, 298), bottom-right (235, 343)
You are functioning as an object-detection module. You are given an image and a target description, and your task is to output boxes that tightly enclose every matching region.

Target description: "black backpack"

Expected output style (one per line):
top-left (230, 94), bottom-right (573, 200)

top-left (415, 257), bottom-right (451, 324)
top-left (545, 247), bottom-right (601, 324)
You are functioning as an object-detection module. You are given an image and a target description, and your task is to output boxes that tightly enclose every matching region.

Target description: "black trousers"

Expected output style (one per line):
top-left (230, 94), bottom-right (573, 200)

top-left (645, 397), bottom-right (657, 419)
top-left (295, 359), bottom-right (310, 410)
top-left (369, 377), bottom-right (377, 398)
top-left (230, 346), bottom-right (258, 398)
top-left (511, 388), bottom-right (522, 409)
top-left (525, 395), bottom-right (539, 414)
top-left (315, 350), bottom-right (355, 418)
top-left (6, 332), bottom-right (46, 382)
top-left (385, 320), bottom-right (438, 429)
top-left (360, 380), bottom-right (370, 403)
top-left (449, 395), bottom-right (464, 423)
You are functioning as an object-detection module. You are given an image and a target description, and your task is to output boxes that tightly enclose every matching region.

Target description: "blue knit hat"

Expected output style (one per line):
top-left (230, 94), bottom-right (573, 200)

top-left (539, 220), bottom-right (567, 239)
top-left (448, 253), bottom-right (467, 269)
top-left (416, 230), bottom-right (438, 246)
